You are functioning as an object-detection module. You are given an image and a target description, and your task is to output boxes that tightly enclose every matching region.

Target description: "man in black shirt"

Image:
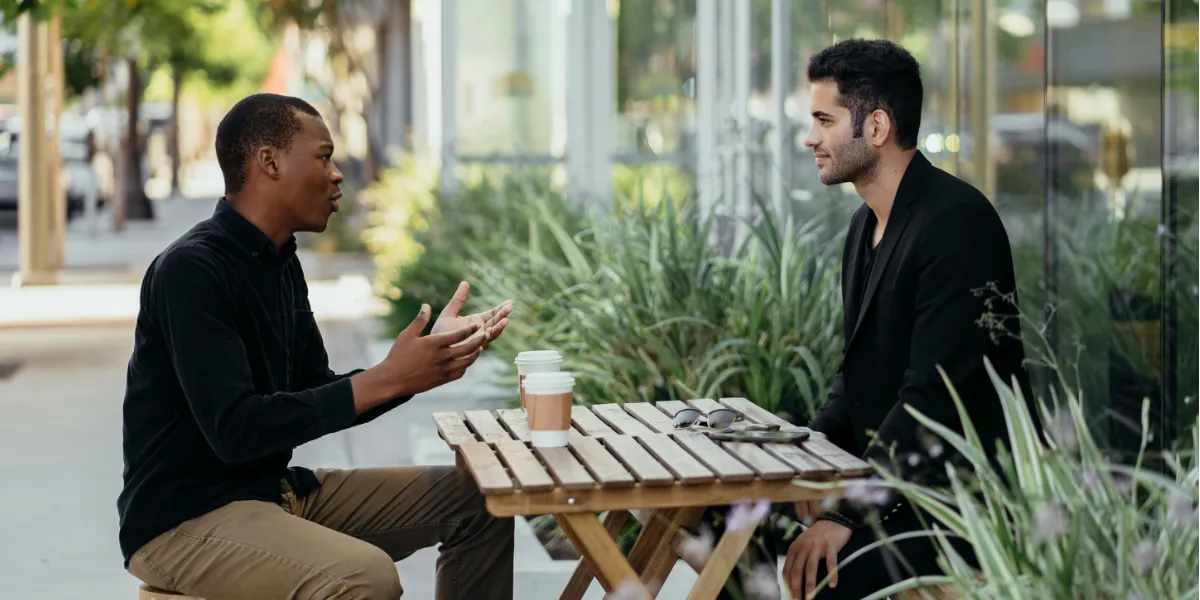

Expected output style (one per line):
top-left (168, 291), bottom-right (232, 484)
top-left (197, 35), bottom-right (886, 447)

top-left (781, 40), bottom-right (1037, 598)
top-left (119, 94), bottom-right (515, 600)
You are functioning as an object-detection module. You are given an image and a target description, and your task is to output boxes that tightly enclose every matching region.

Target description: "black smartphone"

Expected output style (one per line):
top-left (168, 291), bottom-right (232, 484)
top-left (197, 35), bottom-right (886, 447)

top-left (705, 429), bottom-right (811, 443)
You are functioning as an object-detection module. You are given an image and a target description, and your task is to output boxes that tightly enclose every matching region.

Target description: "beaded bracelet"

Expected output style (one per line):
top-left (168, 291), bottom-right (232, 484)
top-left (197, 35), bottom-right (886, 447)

top-left (815, 510), bottom-right (858, 530)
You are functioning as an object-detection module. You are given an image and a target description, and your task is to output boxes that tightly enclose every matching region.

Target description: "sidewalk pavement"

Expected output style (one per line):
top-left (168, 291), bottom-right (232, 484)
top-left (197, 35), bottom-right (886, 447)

top-left (0, 196), bottom-right (380, 327)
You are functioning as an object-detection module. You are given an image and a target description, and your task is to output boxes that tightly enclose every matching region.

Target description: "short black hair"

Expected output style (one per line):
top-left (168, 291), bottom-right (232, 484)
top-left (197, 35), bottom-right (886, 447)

top-left (807, 39), bottom-right (923, 150)
top-left (215, 93), bottom-right (321, 193)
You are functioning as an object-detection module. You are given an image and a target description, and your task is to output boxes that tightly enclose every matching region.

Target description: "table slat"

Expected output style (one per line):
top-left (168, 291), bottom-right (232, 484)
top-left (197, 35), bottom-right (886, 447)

top-left (718, 397), bottom-right (796, 429)
top-left (432, 412), bottom-right (477, 447)
top-left (535, 446), bottom-right (597, 490)
top-left (570, 406), bottom-right (618, 437)
top-left (671, 431), bottom-right (756, 482)
top-left (622, 402), bottom-right (676, 433)
top-left (654, 400), bottom-right (692, 417)
top-left (463, 410), bottom-right (514, 445)
top-left (457, 442), bottom-right (514, 494)
top-left (685, 398), bottom-right (726, 414)
top-left (591, 403), bottom-right (655, 436)
top-left (721, 442), bottom-right (795, 480)
top-left (600, 435), bottom-right (676, 486)
top-left (496, 408), bottom-right (532, 443)
top-left (495, 440), bottom-right (555, 491)
top-left (762, 443), bottom-right (837, 479)
top-left (801, 435), bottom-right (874, 477)
top-left (568, 437), bottom-right (636, 488)
top-left (637, 434), bottom-right (716, 484)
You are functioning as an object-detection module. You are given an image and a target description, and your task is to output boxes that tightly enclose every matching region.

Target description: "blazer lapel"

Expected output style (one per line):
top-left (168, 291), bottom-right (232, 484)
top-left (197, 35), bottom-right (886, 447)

top-left (844, 210), bottom-right (871, 338)
top-left (844, 152), bottom-right (933, 352)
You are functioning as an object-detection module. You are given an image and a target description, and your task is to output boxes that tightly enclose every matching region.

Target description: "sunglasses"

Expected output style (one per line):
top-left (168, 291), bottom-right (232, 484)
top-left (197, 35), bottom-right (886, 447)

top-left (671, 407), bottom-right (781, 432)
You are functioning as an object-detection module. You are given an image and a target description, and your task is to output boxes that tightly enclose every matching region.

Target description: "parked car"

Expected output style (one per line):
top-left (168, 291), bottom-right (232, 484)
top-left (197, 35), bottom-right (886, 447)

top-left (0, 116), bottom-right (97, 221)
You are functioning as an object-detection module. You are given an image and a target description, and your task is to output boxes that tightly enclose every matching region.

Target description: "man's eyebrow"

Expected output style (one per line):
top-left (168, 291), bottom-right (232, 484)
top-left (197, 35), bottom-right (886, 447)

top-left (812, 111), bottom-right (835, 119)
top-left (317, 141), bottom-right (334, 151)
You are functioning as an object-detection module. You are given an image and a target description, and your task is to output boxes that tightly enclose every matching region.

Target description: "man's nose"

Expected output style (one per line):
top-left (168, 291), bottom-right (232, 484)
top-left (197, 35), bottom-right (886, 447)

top-left (331, 165), bottom-right (344, 184)
top-left (803, 126), bottom-right (819, 148)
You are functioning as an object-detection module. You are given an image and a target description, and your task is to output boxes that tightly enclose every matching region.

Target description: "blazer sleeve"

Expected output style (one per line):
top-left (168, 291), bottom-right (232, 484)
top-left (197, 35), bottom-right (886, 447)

top-left (840, 202), bottom-right (1014, 527)
top-left (807, 217), bottom-right (860, 452)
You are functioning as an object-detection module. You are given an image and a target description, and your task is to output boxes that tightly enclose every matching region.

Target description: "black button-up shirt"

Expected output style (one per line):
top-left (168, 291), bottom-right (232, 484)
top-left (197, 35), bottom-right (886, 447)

top-left (117, 199), bottom-right (409, 565)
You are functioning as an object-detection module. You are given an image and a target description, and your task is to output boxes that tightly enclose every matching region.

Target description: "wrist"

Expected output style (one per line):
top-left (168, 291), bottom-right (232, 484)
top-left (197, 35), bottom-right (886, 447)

top-left (350, 365), bottom-right (407, 414)
top-left (815, 510), bottom-right (857, 531)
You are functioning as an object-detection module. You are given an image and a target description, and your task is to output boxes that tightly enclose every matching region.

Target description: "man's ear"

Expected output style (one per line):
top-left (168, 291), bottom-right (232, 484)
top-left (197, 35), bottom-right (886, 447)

top-left (866, 109), bottom-right (892, 149)
top-left (254, 146), bottom-right (281, 181)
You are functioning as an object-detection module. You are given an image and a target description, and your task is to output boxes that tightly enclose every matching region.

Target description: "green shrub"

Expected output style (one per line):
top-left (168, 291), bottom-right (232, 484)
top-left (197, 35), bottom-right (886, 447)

top-left (796, 313), bottom-right (1199, 600)
top-left (466, 191), bottom-right (844, 421)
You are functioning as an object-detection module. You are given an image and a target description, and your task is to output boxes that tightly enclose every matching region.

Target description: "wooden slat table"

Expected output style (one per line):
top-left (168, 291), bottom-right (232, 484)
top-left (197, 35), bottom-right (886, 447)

top-left (434, 400), bottom-right (871, 600)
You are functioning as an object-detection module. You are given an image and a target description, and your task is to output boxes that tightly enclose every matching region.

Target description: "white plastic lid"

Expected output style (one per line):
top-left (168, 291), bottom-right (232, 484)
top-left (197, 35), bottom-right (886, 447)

top-left (515, 350), bottom-right (562, 365)
top-left (523, 371), bottom-right (575, 395)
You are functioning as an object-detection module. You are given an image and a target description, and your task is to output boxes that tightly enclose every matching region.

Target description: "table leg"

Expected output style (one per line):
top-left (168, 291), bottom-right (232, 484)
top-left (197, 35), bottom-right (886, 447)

top-left (559, 510), bottom-right (631, 600)
top-left (555, 513), bottom-right (648, 598)
top-left (685, 526), bottom-right (756, 600)
top-left (626, 506), bottom-right (706, 596)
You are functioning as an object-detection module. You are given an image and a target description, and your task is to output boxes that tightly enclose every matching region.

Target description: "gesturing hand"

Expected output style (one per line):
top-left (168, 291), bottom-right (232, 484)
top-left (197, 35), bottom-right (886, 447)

top-left (381, 304), bottom-right (487, 397)
top-left (432, 281), bottom-right (513, 351)
top-left (783, 518), bottom-right (853, 599)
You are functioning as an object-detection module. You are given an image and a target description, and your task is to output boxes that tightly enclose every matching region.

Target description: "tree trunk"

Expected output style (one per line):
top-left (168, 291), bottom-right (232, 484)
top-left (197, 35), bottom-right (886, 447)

top-left (123, 56), bottom-right (153, 220)
top-left (169, 62), bottom-right (183, 198)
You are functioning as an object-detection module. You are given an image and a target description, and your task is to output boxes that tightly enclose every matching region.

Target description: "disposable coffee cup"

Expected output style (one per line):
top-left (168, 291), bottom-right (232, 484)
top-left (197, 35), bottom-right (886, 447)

top-left (515, 350), bottom-right (562, 409)
top-left (523, 371), bottom-right (574, 447)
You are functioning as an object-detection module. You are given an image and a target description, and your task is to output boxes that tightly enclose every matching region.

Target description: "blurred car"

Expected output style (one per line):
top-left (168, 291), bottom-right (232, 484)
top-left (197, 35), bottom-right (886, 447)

top-left (0, 115), bottom-right (97, 221)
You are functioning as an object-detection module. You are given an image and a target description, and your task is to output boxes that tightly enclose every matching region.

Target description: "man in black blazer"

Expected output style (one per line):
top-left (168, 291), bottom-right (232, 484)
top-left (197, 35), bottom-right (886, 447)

top-left (781, 39), bottom-right (1039, 598)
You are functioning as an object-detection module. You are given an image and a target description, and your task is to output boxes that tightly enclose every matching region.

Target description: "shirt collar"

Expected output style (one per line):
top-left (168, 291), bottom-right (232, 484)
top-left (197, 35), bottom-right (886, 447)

top-left (893, 151), bottom-right (933, 209)
top-left (212, 198), bottom-right (298, 263)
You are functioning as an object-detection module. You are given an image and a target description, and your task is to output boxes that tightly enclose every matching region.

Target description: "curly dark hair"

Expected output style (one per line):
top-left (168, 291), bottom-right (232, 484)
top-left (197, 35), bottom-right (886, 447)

top-left (807, 39), bottom-right (923, 150)
top-left (215, 93), bottom-right (321, 194)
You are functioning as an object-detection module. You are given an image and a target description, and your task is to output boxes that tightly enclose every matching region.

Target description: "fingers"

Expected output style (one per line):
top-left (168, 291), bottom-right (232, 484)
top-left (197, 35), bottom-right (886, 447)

top-left (805, 541), bottom-right (821, 599)
top-left (444, 331), bottom-right (486, 360)
top-left (401, 304), bottom-right (431, 337)
top-left (439, 281), bottom-right (470, 320)
top-left (484, 318), bottom-right (510, 347)
top-left (825, 542), bottom-right (839, 590)
top-left (788, 541), bottom-right (807, 598)
top-left (484, 300), bottom-right (514, 327)
top-left (427, 322), bottom-right (480, 348)
top-left (782, 544), bottom-right (798, 597)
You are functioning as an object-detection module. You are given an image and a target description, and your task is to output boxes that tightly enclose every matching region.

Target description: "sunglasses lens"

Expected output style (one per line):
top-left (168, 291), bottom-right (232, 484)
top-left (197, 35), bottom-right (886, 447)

top-left (672, 408), bottom-right (702, 429)
top-left (707, 409), bottom-right (737, 430)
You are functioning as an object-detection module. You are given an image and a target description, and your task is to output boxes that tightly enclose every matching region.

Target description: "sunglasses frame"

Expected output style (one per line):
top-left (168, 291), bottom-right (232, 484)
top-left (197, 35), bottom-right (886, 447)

top-left (671, 407), bottom-right (745, 432)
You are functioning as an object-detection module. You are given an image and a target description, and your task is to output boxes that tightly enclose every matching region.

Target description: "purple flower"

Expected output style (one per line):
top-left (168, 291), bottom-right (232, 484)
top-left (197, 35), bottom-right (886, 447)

top-left (727, 498), bottom-right (772, 533)
top-left (1032, 503), bottom-right (1068, 543)
top-left (744, 563), bottom-right (781, 599)
top-left (844, 480), bottom-right (891, 509)
top-left (1131, 540), bottom-right (1155, 574)
top-left (676, 527), bottom-right (714, 568)
top-left (606, 580), bottom-right (650, 599)
top-left (1166, 490), bottom-right (1198, 528)
top-left (1080, 468), bottom-right (1100, 489)
top-left (929, 442), bottom-right (944, 458)
top-left (1048, 409), bottom-right (1078, 451)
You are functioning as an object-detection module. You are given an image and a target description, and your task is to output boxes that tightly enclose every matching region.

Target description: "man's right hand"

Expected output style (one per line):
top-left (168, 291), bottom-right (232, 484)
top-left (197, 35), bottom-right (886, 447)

top-left (351, 304), bottom-right (485, 413)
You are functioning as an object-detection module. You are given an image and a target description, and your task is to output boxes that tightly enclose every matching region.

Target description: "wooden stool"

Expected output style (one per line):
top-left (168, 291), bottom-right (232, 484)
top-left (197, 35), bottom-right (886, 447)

top-left (139, 583), bottom-right (207, 600)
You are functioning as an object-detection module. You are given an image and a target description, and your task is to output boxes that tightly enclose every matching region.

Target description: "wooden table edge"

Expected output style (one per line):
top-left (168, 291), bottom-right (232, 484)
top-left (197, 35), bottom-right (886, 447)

top-left (483, 478), bottom-right (846, 517)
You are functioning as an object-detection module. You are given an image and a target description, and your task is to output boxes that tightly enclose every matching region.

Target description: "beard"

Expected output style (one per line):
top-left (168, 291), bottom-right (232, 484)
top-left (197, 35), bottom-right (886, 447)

top-left (817, 135), bottom-right (878, 186)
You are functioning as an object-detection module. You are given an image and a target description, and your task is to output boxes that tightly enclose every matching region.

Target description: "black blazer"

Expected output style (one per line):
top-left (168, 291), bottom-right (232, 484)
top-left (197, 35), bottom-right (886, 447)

top-left (810, 152), bottom-right (1039, 481)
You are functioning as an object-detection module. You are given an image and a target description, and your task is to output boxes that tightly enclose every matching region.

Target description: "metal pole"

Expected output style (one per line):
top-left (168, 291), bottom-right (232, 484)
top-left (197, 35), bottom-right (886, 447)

top-left (16, 14), bottom-right (54, 286)
top-left (438, 0), bottom-right (458, 195)
top-left (588, 0), bottom-right (612, 211)
top-left (696, 0), bottom-right (718, 218)
top-left (733, 0), bottom-right (751, 235)
top-left (770, 0), bottom-right (792, 225)
top-left (48, 12), bottom-right (65, 269)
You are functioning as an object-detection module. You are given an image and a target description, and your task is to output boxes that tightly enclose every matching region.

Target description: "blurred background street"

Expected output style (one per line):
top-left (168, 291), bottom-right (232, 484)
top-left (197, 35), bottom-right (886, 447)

top-left (0, 0), bottom-right (1195, 598)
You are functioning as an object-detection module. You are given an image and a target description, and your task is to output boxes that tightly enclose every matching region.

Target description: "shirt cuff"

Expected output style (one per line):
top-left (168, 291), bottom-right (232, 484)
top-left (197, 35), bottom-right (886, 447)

top-left (316, 377), bottom-right (359, 434)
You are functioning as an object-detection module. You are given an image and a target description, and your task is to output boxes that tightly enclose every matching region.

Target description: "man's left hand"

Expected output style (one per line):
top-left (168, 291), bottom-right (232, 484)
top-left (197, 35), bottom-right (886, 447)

top-left (431, 281), bottom-right (513, 351)
top-left (783, 518), bottom-right (853, 599)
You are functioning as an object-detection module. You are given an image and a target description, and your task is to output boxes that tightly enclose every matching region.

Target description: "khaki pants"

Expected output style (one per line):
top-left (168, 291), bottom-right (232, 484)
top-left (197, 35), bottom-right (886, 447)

top-left (127, 466), bottom-right (513, 600)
